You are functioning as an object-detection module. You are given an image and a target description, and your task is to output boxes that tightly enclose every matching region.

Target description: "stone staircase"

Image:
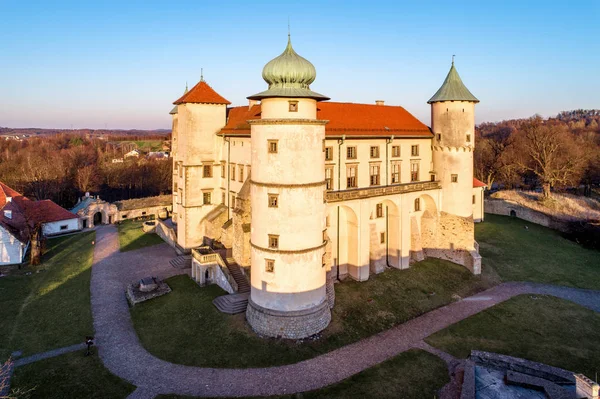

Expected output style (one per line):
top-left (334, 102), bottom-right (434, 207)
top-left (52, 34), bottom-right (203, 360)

top-left (169, 255), bottom-right (191, 269)
top-left (212, 292), bottom-right (250, 314)
top-left (224, 257), bottom-right (250, 293)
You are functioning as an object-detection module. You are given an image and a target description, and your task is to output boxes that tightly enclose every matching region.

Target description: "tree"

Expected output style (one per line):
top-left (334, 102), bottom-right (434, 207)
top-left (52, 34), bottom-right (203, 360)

top-left (515, 117), bottom-right (587, 198)
top-left (75, 165), bottom-right (100, 194)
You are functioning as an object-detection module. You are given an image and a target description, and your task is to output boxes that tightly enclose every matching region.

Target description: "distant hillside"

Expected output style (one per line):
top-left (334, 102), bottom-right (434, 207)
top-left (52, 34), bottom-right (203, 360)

top-left (0, 127), bottom-right (170, 138)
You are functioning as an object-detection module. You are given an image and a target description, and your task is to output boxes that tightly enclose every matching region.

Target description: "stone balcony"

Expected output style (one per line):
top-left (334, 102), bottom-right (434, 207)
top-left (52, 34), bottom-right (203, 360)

top-left (326, 181), bottom-right (441, 203)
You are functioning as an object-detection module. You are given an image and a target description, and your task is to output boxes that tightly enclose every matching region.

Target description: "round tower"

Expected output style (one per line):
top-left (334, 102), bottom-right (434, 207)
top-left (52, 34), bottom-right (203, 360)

top-left (429, 60), bottom-right (479, 217)
top-left (245, 35), bottom-right (331, 339)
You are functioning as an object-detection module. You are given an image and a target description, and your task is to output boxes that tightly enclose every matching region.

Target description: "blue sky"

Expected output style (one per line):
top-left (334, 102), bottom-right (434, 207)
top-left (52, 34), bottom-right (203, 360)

top-left (1, 0), bottom-right (598, 129)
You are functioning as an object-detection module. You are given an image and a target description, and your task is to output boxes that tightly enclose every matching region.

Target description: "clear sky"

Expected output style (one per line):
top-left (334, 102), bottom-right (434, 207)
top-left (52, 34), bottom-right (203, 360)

top-left (1, 0), bottom-right (598, 129)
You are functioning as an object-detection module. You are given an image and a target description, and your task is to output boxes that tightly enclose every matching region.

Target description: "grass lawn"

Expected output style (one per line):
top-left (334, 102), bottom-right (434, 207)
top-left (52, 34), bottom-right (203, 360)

top-left (157, 349), bottom-right (449, 399)
top-left (425, 294), bottom-right (600, 378)
top-left (476, 214), bottom-right (600, 289)
top-left (133, 140), bottom-right (163, 152)
top-left (0, 232), bottom-right (96, 360)
top-left (11, 352), bottom-right (135, 399)
top-left (131, 258), bottom-right (496, 368)
top-left (118, 219), bottom-right (164, 252)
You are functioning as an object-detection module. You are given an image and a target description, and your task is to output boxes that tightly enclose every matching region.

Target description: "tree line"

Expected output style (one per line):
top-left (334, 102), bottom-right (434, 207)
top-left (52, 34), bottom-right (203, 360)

top-left (475, 109), bottom-right (600, 198)
top-left (0, 134), bottom-right (172, 209)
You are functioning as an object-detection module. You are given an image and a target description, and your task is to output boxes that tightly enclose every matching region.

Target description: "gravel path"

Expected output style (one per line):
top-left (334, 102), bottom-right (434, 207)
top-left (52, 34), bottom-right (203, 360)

top-left (89, 225), bottom-right (600, 398)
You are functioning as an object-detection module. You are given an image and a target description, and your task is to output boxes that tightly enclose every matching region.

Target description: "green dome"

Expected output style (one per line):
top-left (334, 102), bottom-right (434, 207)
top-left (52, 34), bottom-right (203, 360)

top-left (248, 36), bottom-right (329, 101)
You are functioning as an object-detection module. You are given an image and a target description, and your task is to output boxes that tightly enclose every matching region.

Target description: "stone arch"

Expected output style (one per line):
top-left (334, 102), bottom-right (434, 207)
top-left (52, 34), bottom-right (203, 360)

top-left (337, 205), bottom-right (359, 279)
top-left (93, 211), bottom-right (103, 226)
top-left (369, 199), bottom-right (400, 272)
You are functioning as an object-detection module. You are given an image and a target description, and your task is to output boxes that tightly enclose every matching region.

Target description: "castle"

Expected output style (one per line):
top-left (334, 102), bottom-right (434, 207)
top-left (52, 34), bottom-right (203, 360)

top-left (168, 36), bottom-right (485, 339)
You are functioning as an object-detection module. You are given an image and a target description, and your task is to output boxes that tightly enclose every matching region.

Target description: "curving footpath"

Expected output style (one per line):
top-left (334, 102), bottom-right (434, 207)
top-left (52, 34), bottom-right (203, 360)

top-left (90, 225), bottom-right (600, 399)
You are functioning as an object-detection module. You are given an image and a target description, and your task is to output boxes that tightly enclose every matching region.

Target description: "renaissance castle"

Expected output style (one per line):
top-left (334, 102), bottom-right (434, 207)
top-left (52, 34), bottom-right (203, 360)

top-left (167, 35), bottom-right (485, 339)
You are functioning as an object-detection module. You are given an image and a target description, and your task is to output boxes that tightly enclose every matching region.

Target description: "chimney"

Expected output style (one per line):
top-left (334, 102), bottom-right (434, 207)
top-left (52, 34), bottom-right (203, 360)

top-left (249, 99), bottom-right (259, 109)
top-left (375, 100), bottom-right (385, 106)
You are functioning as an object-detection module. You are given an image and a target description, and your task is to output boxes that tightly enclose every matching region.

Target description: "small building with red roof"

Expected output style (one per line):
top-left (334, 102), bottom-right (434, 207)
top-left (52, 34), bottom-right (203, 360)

top-left (473, 178), bottom-right (487, 222)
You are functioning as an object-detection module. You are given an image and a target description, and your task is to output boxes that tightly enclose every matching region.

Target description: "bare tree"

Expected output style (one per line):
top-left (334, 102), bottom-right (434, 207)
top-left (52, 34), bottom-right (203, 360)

top-left (75, 165), bottom-right (100, 194)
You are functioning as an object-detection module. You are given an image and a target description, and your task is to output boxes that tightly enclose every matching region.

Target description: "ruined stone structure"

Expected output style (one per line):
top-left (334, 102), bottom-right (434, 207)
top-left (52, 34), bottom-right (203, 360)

top-left (168, 36), bottom-right (485, 338)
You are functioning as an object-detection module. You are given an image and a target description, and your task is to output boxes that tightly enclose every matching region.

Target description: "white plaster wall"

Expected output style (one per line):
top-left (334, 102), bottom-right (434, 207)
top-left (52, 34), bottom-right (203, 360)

top-left (473, 187), bottom-right (485, 222)
top-left (177, 103), bottom-right (227, 165)
top-left (261, 98), bottom-right (317, 119)
top-left (0, 225), bottom-right (24, 265)
top-left (42, 218), bottom-right (80, 236)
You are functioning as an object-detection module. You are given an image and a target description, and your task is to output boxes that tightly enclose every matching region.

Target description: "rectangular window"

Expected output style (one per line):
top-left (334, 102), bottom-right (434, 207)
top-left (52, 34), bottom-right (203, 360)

top-left (222, 192), bottom-right (226, 204)
top-left (268, 140), bottom-right (278, 153)
top-left (230, 164), bottom-right (236, 180)
top-left (391, 162), bottom-right (400, 184)
top-left (203, 165), bottom-right (212, 178)
top-left (370, 164), bottom-right (380, 186)
top-left (376, 203), bottom-right (383, 218)
top-left (411, 162), bottom-right (419, 182)
top-left (265, 259), bottom-right (275, 273)
top-left (203, 192), bottom-right (212, 205)
top-left (391, 145), bottom-right (400, 157)
top-left (451, 174), bottom-right (458, 183)
top-left (414, 198), bottom-right (421, 211)
top-left (380, 232), bottom-right (385, 244)
top-left (370, 146), bottom-right (380, 158)
top-left (431, 174), bottom-right (436, 182)
top-left (325, 167), bottom-right (333, 190)
top-left (247, 165), bottom-right (251, 179)
top-left (346, 146), bottom-right (356, 159)
top-left (60, 225), bottom-right (68, 231)
top-left (142, 211), bottom-right (147, 215)
top-left (288, 101), bottom-right (298, 112)
top-left (268, 194), bottom-right (278, 208)
top-left (437, 134), bottom-right (441, 141)
top-left (325, 146), bottom-right (333, 161)
top-left (239, 166), bottom-right (244, 182)
top-left (472, 194), bottom-right (476, 204)
top-left (268, 234), bottom-right (279, 249)
top-left (231, 195), bottom-right (236, 208)
top-left (411, 145), bottom-right (419, 156)
top-left (221, 162), bottom-right (226, 178)
top-left (466, 134), bottom-right (471, 143)
top-left (347, 165), bottom-right (357, 188)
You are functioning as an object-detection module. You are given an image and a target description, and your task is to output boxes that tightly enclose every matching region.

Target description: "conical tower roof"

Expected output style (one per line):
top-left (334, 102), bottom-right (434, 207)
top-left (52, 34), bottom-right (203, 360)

top-left (174, 80), bottom-right (230, 105)
top-left (428, 61), bottom-right (479, 104)
top-left (248, 35), bottom-right (329, 101)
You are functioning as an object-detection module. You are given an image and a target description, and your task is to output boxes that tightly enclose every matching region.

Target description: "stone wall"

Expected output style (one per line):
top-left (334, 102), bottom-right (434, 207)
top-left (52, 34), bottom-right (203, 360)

top-left (232, 194), bottom-right (251, 267)
top-left (484, 199), bottom-right (569, 232)
top-left (156, 220), bottom-right (177, 249)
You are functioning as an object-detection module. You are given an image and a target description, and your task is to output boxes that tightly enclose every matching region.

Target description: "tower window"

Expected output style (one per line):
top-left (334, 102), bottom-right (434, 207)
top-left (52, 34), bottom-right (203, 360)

top-left (472, 194), bottom-right (476, 204)
top-left (268, 194), bottom-right (278, 208)
top-left (268, 140), bottom-right (278, 153)
top-left (370, 146), bottom-right (380, 158)
top-left (414, 198), bottom-right (421, 211)
top-left (288, 101), bottom-right (298, 112)
top-left (466, 134), bottom-right (471, 143)
top-left (268, 235), bottom-right (279, 249)
top-left (325, 146), bottom-right (333, 161)
top-left (437, 134), bottom-right (441, 141)
top-left (451, 174), bottom-right (458, 183)
top-left (203, 192), bottom-right (212, 205)
top-left (203, 165), bottom-right (212, 178)
top-left (376, 203), bottom-right (383, 218)
top-left (265, 259), bottom-right (275, 273)
top-left (411, 145), bottom-right (419, 157)
top-left (347, 146), bottom-right (357, 159)
top-left (380, 232), bottom-right (385, 244)
top-left (391, 145), bottom-right (400, 157)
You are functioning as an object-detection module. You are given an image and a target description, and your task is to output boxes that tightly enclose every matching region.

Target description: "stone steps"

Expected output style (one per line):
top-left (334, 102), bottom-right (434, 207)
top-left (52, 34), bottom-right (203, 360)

top-left (224, 257), bottom-right (250, 293)
top-left (169, 255), bottom-right (191, 269)
top-left (212, 292), bottom-right (249, 314)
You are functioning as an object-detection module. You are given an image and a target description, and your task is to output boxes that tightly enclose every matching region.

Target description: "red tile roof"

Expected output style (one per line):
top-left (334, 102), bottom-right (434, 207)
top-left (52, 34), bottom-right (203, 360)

top-left (174, 81), bottom-right (231, 105)
top-left (473, 178), bottom-right (487, 188)
top-left (26, 200), bottom-right (78, 224)
top-left (0, 182), bottom-right (24, 208)
top-left (219, 102), bottom-right (432, 137)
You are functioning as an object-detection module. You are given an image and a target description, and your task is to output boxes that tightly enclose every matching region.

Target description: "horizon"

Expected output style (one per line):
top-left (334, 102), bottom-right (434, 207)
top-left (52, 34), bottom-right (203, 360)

top-left (1, 1), bottom-right (599, 130)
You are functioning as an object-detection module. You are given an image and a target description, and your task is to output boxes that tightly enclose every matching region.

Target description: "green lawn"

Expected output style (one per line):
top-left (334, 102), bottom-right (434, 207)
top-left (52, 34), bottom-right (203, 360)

top-left (133, 140), bottom-right (164, 152)
top-left (11, 352), bottom-right (135, 399)
top-left (476, 214), bottom-right (600, 289)
top-left (0, 232), bottom-right (96, 360)
top-left (425, 294), bottom-right (600, 378)
top-left (131, 258), bottom-right (496, 368)
top-left (118, 219), bottom-right (164, 252)
top-left (157, 349), bottom-right (449, 399)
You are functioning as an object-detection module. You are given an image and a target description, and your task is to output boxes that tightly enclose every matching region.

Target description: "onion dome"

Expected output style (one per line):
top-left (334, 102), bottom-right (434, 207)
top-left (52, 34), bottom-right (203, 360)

top-left (248, 35), bottom-right (329, 101)
top-left (428, 61), bottom-right (479, 104)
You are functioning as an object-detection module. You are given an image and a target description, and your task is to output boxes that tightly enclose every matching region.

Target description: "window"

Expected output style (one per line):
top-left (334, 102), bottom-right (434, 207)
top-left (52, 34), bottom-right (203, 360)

top-left (325, 167), bottom-right (333, 190)
top-left (221, 162), bottom-right (226, 178)
top-left (370, 164), bottom-right (380, 186)
top-left (380, 232), bottom-right (385, 244)
top-left (466, 134), bottom-right (471, 143)
top-left (247, 165), bottom-right (251, 179)
top-left (222, 192), bottom-right (226, 204)
top-left (325, 146), bottom-right (333, 161)
top-left (391, 145), bottom-right (400, 157)
top-left (268, 234), bottom-right (279, 249)
top-left (410, 162), bottom-right (419, 182)
top-left (347, 165), bottom-right (357, 188)
top-left (178, 163), bottom-right (183, 178)
top-left (203, 165), bottom-right (212, 178)
top-left (437, 134), bottom-right (441, 141)
top-left (451, 174), bottom-right (458, 183)
top-left (3, 210), bottom-right (11, 219)
top-left (122, 214), bottom-right (128, 219)
top-left (391, 162), bottom-right (400, 184)
top-left (265, 259), bottom-right (275, 273)
top-left (231, 195), bottom-right (236, 208)
top-left (268, 194), bottom-right (278, 208)
top-left (347, 146), bottom-right (356, 159)
top-left (174, 182), bottom-right (178, 191)
top-left (288, 101), bottom-right (298, 112)
top-left (431, 174), bottom-right (436, 182)
top-left (370, 146), bottom-right (380, 158)
top-left (230, 164), bottom-right (236, 180)
top-left (414, 198), bottom-right (421, 211)
top-left (268, 140), bottom-right (278, 153)
top-left (60, 225), bottom-right (68, 231)
top-left (239, 166), bottom-right (244, 182)
top-left (411, 145), bottom-right (419, 156)
top-left (203, 192), bottom-right (212, 205)
top-left (376, 203), bottom-right (383, 218)
top-left (142, 211), bottom-right (147, 215)
top-left (472, 195), bottom-right (476, 204)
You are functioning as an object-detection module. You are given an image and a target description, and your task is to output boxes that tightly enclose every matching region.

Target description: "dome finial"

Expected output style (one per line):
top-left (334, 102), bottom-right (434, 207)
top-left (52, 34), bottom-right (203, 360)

top-left (452, 54), bottom-right (455, 66)
top-left (200, 68), bottom-right (204, 82)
